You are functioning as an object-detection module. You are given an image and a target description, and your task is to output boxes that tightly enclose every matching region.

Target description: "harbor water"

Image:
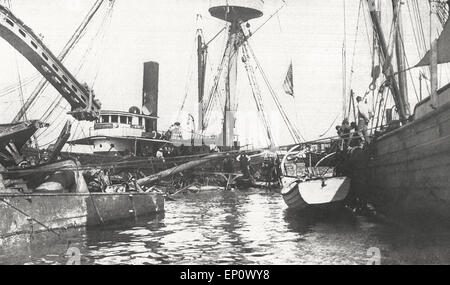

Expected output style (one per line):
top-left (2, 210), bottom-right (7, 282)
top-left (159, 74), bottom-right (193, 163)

top-left (1, 189), bottom-right (450, 265)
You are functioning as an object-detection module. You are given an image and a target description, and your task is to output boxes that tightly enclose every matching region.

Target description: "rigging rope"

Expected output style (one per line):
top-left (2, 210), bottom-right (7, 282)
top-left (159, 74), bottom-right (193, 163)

top-left (246, 43), bottom-right (305, 143)
top-left (0, 74), bottom-right (40, 98)
top-left (202, 37), bottom-right (229, 129)
top-left (11, 2), bottom-right (111, 129)
top-left (177, 19), bottom-right (206, 121)
top-left (34, 2), bottom-right (116, 144)
top-left (318, 114), bottom-right (340, 138)
top-left (14, 55), bottom-right (27, 121)
top-left (347, 0), bottom-right (363, 111)
top-left (343, 0), bottom-right (348, 119)
top-left (242, 43), bottom-right (275, 147)
top-left (362, 0), bottom-right (374, 57)
top-left (91, 1), bottom-right (116, 88)
top-left (12, 0), bottom-right (107, 123)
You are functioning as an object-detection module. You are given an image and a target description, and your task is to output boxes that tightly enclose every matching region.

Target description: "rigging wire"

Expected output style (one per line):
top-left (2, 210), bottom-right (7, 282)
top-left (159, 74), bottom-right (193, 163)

top-left (176, 29), bottom-right (200, 120)
top-left (91, 1), bottom-right (116, 88)
top-left (247, 1), bottom-right (287, 41)
top-left (275, 4), bottom-right (306, 142)
top-left (13, 0), bottom-right (107, 123)
top-left (318, 114), bottom-right (340, 138)
top-left (347, 0), bottom-right (363, 109)
top-left (343, 0), bottom-right (348, 119)
top-left (398, 30), bottom-right (421, 103)
top-left (242, 43), bottom-right (275, 147)
top-left (0, 73), bottom-right (40, 98)
top-left (202, 40), bottom-right (229, 129)
top-left (202, 2), bottom-right (288, 137)
top-left (362, 0), bottom-right (374, 57)
top-left (14, 55), bottom-right (27, 121)
top-left (33, 3), bottom-right (116, 143)
top-left (13, 2), bottom-right (111, 124)
top-left (246, 43), bottom-right (305, 143)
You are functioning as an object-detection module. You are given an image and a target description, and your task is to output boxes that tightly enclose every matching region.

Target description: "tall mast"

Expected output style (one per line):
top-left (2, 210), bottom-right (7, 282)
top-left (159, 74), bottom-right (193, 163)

top-left (430, 1), bottom-right (439, 108)
top-left (208, 0), bottom-right (264, 148)
top-left (393, 0), bottom-right (410, 117)
top-left (366, 0), bottom-right (408, 122)
top-left (342, 0), bottom-right (347, 121)
top-left (223, 21), bottom-right (240, 148)
top-left (197, 17), bottom-right (207, 133)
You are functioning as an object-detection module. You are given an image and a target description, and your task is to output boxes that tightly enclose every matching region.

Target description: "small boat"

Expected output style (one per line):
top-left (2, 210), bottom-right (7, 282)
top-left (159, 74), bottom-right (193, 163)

top-left (280, 145), bottom-right (351, 210)
top-left (281, 176), bottom-right (351, 210)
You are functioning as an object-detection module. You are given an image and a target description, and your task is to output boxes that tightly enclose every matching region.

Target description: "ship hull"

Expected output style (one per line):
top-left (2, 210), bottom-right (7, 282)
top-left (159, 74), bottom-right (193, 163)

top-left (352, 100), bottom-right (450, 225)
top-left (0, 192), bottom-right (164, 248)
top-left (281, 177), bottom-right (351, 211)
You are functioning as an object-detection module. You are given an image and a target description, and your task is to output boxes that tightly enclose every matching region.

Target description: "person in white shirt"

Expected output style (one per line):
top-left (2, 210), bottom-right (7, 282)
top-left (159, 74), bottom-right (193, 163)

top-left (356, 96), bottom-right (373, 144)
top-left (156, 148), bottom-right (165, 162)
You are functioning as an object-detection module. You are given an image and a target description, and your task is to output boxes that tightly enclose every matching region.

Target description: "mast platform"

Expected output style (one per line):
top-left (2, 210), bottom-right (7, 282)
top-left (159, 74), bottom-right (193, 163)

top-left (209, 0), bottom-right (263, 22)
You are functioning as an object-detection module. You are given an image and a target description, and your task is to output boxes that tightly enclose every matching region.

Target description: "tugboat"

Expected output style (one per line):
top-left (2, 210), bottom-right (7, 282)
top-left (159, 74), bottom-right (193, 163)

top-left (69, 61), bottom-right (173, 159)
top-left (69, 106), bottom-right (170, 158)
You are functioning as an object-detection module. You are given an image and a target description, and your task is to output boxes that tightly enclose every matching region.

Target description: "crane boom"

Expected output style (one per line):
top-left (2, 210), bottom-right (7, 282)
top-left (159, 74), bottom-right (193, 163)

top-left (0, 4), bottom-right (101, 121)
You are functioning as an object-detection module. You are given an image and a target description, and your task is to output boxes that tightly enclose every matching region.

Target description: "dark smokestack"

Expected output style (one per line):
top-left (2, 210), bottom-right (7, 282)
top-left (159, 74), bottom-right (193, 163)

top-left (142, 61), bottom-right (159, 132)
top-left (142, 61), bottom-right (159, 116)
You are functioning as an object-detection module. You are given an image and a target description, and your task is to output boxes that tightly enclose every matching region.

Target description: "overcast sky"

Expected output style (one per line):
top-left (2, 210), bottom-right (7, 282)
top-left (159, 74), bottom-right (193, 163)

top-left (0, 0), bottom-right (444, 148)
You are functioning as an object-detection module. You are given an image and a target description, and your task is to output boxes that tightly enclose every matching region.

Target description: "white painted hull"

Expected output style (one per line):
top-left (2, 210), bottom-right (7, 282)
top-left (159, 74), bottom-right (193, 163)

top-left (281, 177), bottom-right (351, 210)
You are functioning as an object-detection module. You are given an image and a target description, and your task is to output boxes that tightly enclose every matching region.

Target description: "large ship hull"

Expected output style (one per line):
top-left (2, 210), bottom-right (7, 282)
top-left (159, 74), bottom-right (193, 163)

top-left (351, 98), bottom-right (450, 225)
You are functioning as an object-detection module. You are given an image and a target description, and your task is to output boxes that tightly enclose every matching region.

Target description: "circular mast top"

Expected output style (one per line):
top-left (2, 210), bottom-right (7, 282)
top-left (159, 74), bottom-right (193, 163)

top-left (209, 0), bottom-right (264, 22)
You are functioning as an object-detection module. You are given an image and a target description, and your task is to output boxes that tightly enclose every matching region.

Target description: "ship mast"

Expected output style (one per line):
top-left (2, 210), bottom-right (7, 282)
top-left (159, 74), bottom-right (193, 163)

top-left (223, 20), bottom-right (240, 148)
top-left (366, 0), bottom-right (408, 123)
top-left (393, 0), bottom-right (410, 117)
top-left (197, 16), bottom-right (207, 134)
top-left (430, 1), bottom-right (439, 109)
top-left (208, 1), bottom-right (264, 148)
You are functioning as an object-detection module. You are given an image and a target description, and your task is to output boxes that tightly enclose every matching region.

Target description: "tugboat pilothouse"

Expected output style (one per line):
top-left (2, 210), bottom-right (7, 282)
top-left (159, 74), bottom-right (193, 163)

top-left (69, 61), bottom-right (171, 157)
top-left (71, 108), bottom-right (169, 157)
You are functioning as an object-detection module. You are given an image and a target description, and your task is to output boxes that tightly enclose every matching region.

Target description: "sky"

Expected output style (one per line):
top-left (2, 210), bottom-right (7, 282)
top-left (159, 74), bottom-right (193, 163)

top-left (0, 0), bottom-right (446, 149)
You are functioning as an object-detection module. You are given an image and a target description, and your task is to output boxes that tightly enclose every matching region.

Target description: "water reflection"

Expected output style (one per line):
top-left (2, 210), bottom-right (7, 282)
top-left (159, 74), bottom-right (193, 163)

top-left (1, 189), bottom-right (450, 264)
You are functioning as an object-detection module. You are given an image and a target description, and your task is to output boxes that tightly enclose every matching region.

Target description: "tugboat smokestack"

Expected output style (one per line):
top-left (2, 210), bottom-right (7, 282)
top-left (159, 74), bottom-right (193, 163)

top-left (142, 61), bottom-right (159, 131)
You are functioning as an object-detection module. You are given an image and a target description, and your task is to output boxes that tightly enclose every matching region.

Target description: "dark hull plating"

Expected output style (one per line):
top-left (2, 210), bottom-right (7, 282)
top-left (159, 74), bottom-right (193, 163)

top-left (0, 192), bottom-right (164, 247)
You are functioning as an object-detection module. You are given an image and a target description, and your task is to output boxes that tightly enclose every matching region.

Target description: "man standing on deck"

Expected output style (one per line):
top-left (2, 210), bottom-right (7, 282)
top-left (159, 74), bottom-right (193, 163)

top-left (236, 152), bottom-right (251, 178)
top-left (156, 148), bottom-right (165, 162)
top-left (356, 96), bottom-right (373, 144)
top-left (223, 153), bottom-right (235, 174)
top-left (274, 155), bottom-right (283, 185)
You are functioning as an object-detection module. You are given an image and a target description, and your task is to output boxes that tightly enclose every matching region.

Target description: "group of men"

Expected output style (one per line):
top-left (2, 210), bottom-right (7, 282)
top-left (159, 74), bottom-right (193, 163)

top-left (336, 95), bottom-right (374, 149)
top-left (261, 155), bottom-right (282, 186)
top-left (222, 152), bottom-right (282, 187)
top-left (222, 152), bottom-right (252, 179)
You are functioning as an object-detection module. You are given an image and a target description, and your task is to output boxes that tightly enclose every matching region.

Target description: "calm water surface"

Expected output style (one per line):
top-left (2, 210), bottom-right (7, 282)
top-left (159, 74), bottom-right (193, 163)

top-left (2, 189), bottom-right (450, 265)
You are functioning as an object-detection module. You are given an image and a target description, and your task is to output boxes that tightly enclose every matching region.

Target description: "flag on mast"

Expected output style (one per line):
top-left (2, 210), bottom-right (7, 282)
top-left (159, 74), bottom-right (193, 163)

top-left (283, 62), bottom-right (294, 97)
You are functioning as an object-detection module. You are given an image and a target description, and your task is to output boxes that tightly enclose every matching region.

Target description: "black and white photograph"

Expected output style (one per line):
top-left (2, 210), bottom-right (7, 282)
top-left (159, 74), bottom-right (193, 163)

top-left (1, 0), bottom-right (450, 268)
